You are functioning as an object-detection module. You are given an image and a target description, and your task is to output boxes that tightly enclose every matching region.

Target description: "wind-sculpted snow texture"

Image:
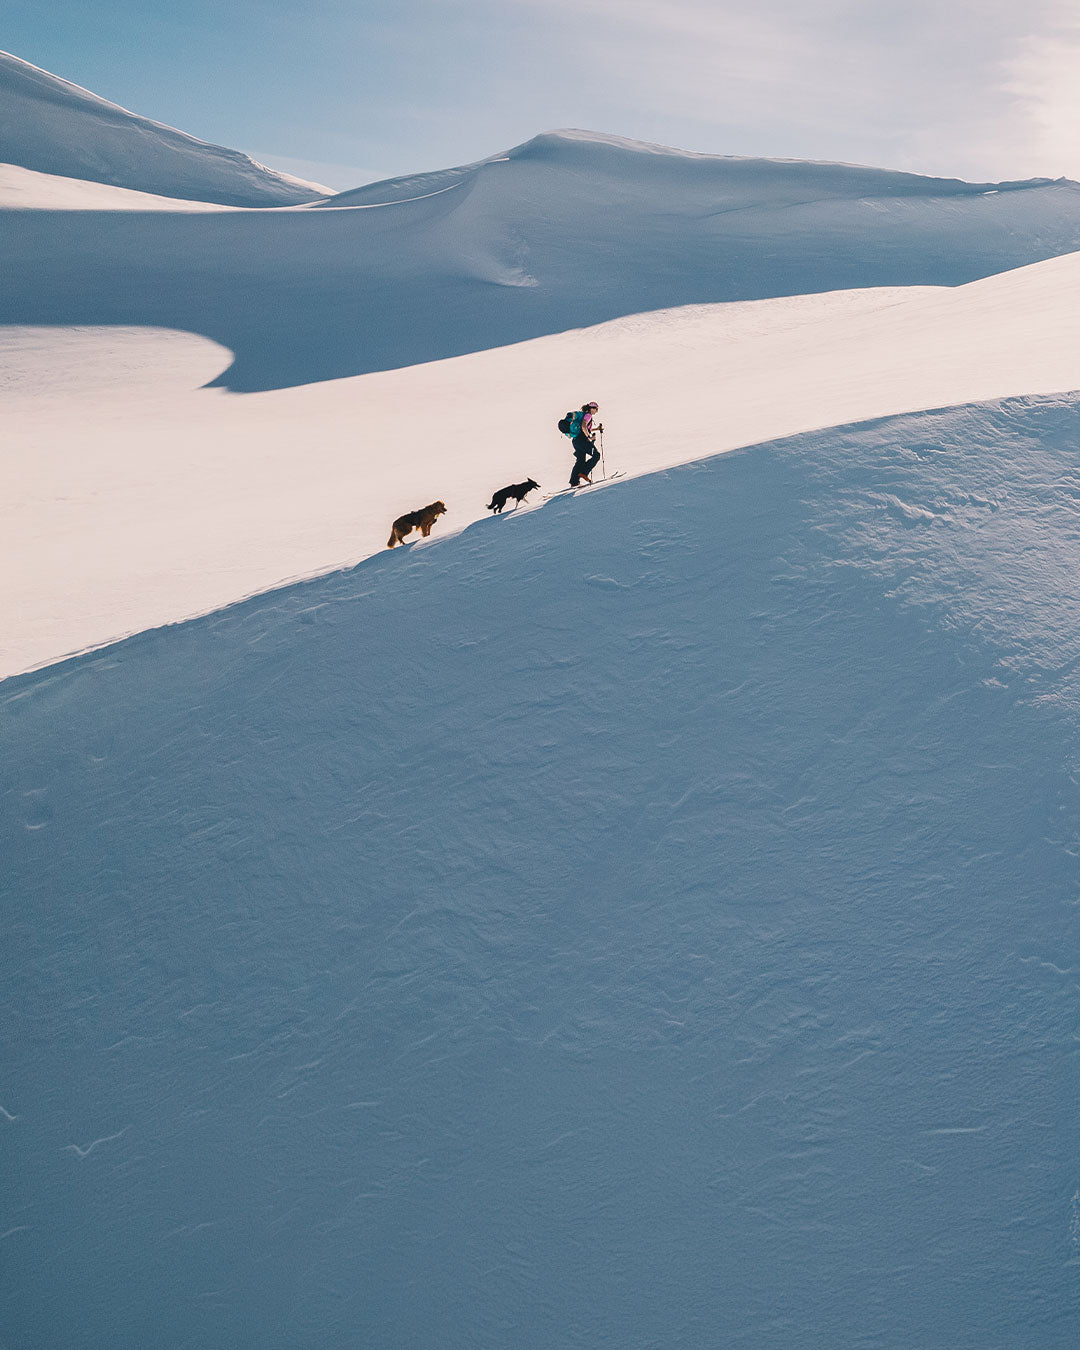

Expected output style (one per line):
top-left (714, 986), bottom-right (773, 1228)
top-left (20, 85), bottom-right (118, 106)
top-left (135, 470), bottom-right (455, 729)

top-left (4, 393), bottom-right (1080, 1348)
top-left (0, 51), bottom-right (327, 206)
top-left (2, 127), bottom-right (1080, 389)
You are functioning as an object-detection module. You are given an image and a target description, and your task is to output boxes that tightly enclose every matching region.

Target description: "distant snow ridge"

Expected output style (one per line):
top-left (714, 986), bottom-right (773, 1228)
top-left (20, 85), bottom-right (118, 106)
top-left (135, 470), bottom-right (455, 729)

top-left (7, 117), bottom-right (1079, 392)
top-left (0, 50), bottom-right (328, 206)
top-left (324, 126), bottom-right (1061, 209)
top-left (3, 57), bottom-right (1080, 391)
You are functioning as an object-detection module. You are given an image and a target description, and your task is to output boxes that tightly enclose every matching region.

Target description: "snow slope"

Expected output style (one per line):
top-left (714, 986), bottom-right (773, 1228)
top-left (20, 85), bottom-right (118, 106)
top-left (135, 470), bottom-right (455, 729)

top-left (4, 251), bottom-right (1080, 677)
top-left (0, 162), bottom-right (241, 211)
top-left (6, 51), bottom-right (1080, 1349)
top-left (0, 50), bottom-right (329, 206)
top-left (4, 390), bottom-right (1080, 1348)
top-left (3, 127), bottom-right (1080, 392)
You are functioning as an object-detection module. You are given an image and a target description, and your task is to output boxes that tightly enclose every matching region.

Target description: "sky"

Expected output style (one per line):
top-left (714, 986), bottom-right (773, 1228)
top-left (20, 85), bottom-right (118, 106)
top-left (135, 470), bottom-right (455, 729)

top-left (4, 0), bottom-right (1080, 190)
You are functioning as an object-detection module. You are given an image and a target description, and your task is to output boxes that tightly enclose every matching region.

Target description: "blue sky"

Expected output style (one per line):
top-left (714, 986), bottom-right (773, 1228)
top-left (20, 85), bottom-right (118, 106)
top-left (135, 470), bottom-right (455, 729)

top-left (6, 0), bottom-right (1080, 189)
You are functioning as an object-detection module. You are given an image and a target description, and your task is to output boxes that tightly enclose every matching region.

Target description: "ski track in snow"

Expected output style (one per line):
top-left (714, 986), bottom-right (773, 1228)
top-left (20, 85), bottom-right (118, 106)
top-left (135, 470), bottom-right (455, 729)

top-left (4, 392), bottom-right (1080, 1348)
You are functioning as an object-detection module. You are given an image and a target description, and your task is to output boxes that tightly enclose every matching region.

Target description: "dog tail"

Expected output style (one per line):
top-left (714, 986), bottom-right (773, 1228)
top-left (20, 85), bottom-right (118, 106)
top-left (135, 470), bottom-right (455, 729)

top-left (387, 532), bottom-right (397, 548)
top-left (485, 498), bottom-right (497, 511)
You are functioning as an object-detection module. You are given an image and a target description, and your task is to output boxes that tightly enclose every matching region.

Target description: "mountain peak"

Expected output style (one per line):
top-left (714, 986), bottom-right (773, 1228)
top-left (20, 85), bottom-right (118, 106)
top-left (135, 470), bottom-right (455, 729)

top-left (0, 49), bottom-right (329, 206)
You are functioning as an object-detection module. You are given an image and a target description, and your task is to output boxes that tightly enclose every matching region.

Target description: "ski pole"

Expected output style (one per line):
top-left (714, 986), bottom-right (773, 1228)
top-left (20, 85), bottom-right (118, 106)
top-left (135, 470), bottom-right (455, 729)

top-left (598, 424), bottom-right (606, 479)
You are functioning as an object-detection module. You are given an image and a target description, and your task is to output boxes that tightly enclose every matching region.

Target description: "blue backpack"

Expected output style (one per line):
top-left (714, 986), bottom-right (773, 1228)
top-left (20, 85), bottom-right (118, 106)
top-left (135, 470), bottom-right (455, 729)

top-left (557, 410), bottom-right (583, 438)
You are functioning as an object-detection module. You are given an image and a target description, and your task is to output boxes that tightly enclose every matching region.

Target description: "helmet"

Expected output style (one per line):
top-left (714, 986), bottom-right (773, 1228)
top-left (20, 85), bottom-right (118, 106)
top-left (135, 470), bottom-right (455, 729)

top-left (584, 401), bottom-right (599, 411)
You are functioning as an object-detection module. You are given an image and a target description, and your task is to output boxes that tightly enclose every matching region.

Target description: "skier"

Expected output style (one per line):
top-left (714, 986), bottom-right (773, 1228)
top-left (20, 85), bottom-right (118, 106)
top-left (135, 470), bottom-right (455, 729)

top-left (568, 402), bottom-right (601, 486)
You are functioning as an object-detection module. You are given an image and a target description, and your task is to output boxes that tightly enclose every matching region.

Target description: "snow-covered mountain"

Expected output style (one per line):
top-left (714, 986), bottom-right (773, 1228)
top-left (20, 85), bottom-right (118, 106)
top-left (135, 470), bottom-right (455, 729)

top-left (0, 50), bottom-right (328, 206)
top-left (5, 53), bottom-right (1080, 1348)
top-left (4, 250), bottom-right (1080, 677)
top-left (326, 124), bottom-right (1060, 209)
top-left (7, 65), bottom-right (1079, 674)
top-left (5, 389), bottom-right (1080, 1348)
top-left (4, 124), bottom-right (1080, 392)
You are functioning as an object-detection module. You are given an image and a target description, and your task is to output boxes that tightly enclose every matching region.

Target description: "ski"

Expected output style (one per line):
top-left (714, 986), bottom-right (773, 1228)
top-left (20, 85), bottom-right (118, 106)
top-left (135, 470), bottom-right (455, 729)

top-left (542, 471), bottom-right (624, 501)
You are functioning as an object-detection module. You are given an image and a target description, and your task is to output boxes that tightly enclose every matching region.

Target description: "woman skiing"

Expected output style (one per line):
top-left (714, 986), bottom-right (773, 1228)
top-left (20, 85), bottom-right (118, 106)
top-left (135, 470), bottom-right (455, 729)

top-left (569, 402), bottom-right (601, 486)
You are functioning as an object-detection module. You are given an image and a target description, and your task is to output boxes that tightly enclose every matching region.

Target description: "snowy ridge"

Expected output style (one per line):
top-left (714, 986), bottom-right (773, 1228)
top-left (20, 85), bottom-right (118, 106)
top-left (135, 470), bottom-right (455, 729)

top-left (4, 391), bottom-right (1080, 1346)
top-left (325, 126), bottom-right (1060, 208)
top-left (3, 58), bottom-right (1080, 673)
top-left (4, 250), bottom-right (1080, 677)
top-left (3, 124), bottom-right (1080, 392)
top-left (0, 50), bottom-right (329, 206)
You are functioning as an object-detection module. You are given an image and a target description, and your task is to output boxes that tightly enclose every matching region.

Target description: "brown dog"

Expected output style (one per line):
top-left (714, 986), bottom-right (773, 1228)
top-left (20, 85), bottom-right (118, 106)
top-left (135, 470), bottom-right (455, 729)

top-left (387, 501), bottom-right (447, 548)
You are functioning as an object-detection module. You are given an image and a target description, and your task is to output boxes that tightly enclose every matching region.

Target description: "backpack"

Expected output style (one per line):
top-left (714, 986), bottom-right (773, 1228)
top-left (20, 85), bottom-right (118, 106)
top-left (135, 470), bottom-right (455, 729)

top-left (557, 410), bottom-right (583, 437)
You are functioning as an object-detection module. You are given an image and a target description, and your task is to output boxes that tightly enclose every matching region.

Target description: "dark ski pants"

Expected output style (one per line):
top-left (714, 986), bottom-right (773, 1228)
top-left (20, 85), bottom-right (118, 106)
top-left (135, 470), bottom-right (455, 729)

top-left (570, 434), bottom-right (600, 485)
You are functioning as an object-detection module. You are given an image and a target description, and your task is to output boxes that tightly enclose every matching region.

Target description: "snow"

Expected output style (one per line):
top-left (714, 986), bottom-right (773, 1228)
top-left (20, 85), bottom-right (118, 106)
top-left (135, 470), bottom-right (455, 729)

top-left (5, 53), bottom-right (1080, 1349)
top-left (4, 122), bottom-right (1080, 674)
top-left (325, 125), bottom-right (1060, 209)
top-left (3, 128), bottom-right (1080, 397)
top-left (0, 50), bottom-right (330, 206)
top-left (4, 252), bottom-right (1080, 676)
top-left (0, 162), bottom-right (240, 211)
top-left (5, 389), bottom-right (1080, 1347)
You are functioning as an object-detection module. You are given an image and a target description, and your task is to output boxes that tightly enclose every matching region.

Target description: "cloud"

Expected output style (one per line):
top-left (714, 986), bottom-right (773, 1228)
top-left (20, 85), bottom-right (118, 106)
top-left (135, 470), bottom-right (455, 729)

top-left (502, 0), bottom-right (1080, 179)
top-left (1003, 21), bottom-right (1080, 178)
